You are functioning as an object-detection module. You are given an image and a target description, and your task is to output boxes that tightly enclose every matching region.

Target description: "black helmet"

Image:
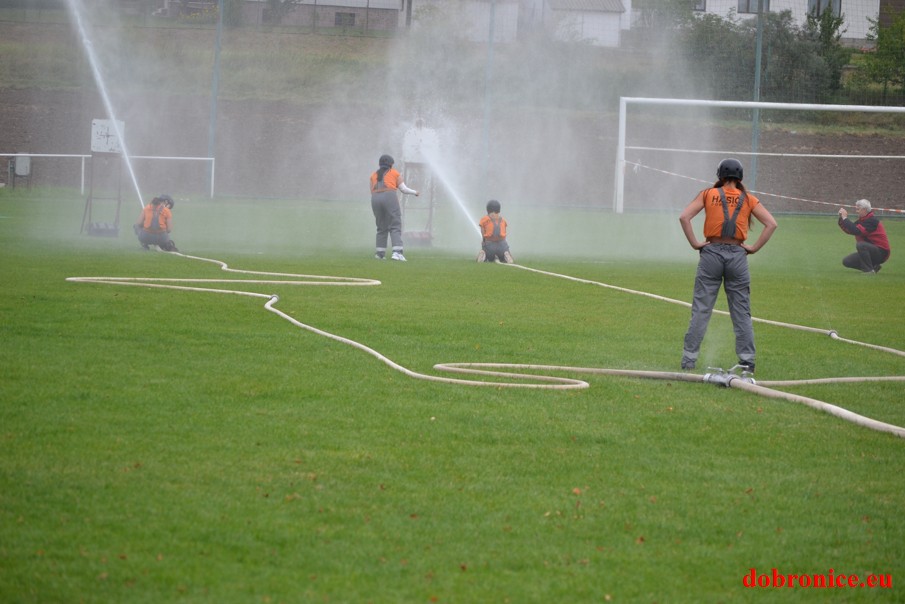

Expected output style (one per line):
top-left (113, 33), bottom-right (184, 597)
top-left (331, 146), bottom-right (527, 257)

top-left (486, 199), bottom-right (501, 214)
top-left (379, 154), bottom-right (394, 169)
top-left (717, 158), bottom-right (744, 181)
top-left (160, 194), bottom-right (174, 209)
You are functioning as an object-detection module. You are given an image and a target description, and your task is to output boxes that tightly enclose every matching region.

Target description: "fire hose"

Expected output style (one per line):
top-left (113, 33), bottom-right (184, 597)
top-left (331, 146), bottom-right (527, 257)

top-left (67, 251), bottom-right (905, 439)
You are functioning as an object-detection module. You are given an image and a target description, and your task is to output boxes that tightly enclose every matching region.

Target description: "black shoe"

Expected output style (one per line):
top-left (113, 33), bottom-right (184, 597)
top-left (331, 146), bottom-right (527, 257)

top-left (681, 359), bottom-right (695, 370)
top-left (875, 264), bottom-right (882, 273)
top-left (737, 360), bottom-right (755, 373)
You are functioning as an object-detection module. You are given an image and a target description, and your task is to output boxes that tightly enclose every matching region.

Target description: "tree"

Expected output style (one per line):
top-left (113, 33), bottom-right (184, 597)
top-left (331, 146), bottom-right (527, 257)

top-left (634, 0), bottom-right (699, 30)
top-left (672, 9), bottom-right (851, 103)
top-left (804, 3), bottom-right (851, 96)
top-left (669, 11), bottom-right (754, 99)
top-left (860, 9), bottom-right (905, 102)
top-left (754, 10), bottom-right (839, 102)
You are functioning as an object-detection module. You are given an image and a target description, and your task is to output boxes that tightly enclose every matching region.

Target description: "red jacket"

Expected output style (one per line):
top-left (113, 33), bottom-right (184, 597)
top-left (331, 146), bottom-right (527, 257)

top-left (838, 211), bottom-right (890, 255)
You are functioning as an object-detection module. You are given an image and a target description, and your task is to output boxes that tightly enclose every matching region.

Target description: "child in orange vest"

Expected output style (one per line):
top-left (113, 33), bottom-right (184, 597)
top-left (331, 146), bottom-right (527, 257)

top-left (134, 194), bottom-right (178, 252)
top-left (477, 199), bottom-right (514, 263)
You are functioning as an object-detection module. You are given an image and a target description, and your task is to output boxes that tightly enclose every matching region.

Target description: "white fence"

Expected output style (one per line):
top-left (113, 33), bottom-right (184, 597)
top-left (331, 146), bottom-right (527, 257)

top-left (0, 153), bottom-right (216, 198)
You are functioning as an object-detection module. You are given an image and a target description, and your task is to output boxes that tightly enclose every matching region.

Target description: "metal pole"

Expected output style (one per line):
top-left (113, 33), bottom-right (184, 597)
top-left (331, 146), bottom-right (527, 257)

top-left (207, 0), bottom-right (223, 194)
top-left (751, 0), bottom-right (765, 188)
top-left (482, 0), bottom-right (496, 183)
top-left (210, 157), bottom-right (216, 198)
top-left (614, 97), bottom-right (627, 213)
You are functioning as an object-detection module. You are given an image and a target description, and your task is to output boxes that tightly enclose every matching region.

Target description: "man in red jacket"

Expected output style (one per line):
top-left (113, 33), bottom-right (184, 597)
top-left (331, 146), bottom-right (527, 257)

top-left (838, 199), bottom-right (890, 273)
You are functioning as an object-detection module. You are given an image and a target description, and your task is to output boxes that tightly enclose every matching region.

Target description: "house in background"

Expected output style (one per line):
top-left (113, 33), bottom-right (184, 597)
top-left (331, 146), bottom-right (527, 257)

top-left (411, 0), bottom-right (627, 46)
top-left (540, 0), bottom-right (630, 47)
top-left (462, 0), bottom-right (885, 46)
top-left (240, 0), bottom-right (403, 30)
top-left (166, 0), bottom-right (885, 46)
top-left (410, 0), bottom-right (521, 43)
top-left (694, 0), bottom-right (880, 43)
top-left (878, 0), bottom-right (905, 26)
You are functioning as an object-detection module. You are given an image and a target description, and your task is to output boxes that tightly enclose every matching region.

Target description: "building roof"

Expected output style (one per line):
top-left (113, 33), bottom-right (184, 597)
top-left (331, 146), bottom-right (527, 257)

top-left (548, 0), bottom-right (625, 12)
top-left (293, 0), bottom-right (402, 8)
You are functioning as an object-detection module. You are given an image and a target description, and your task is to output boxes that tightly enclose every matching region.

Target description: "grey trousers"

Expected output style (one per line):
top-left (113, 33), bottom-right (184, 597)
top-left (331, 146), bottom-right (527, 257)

top-left (682, 244), bottom-right (755, 365)
top-left (137, 229), bottom-right (172, 248)
top-left (482, 239), bottom-right (510, 262)
top-left (371, 190), bottom-right (403, 253)
top-left (842, 241), bottom-right (888, 272)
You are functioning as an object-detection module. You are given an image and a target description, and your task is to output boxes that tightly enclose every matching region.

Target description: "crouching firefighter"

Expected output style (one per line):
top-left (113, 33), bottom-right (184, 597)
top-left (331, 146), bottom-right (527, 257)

top-left (477, 199), bottom-right (514, 263)
top-left (134, 194), bottom-right (178, 252)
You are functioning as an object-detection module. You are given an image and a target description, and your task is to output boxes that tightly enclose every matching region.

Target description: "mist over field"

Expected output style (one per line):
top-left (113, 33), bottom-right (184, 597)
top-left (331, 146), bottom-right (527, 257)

top-left (11, 0), bottom-right (698, 256)
top-left (2, 8), bottom-right (905, 602)
top-left (3, 2), bottom-right (903, 258)
top-left (11, 6), bottom-right (686, 185)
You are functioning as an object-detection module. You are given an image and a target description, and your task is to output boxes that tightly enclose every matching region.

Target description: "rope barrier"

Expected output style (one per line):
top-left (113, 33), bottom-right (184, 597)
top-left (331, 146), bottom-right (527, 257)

top-left (624, 160), bottom-right (905, 215)
top-left (67, 250), bottom-right (905, 439)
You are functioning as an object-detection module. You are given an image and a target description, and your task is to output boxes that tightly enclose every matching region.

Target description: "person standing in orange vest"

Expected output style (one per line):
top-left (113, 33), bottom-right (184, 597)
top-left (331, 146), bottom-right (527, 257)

top-left (678, 159), bottom-right (777, 373)
top-left (477, 199), bottom-right (514, 263)
top-left (370, 154), bottom-right (418, 261)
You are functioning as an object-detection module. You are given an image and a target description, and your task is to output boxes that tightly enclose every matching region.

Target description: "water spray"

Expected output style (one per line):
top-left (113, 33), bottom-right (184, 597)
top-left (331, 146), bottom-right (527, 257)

top-left (65, 0), bottom-right (144, 207)
top-left (420, 148), bottom-right (482, 236)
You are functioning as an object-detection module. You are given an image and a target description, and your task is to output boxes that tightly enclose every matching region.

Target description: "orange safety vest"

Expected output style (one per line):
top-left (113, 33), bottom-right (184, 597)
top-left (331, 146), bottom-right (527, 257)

top-left (701, 186), bottom-right (758, 241)
top-left (141, 204), bottom-right (171, 233)
top-left (370, 168), bottom-right (402, 193)
top-left (480, 214), bottom-right (507, 242)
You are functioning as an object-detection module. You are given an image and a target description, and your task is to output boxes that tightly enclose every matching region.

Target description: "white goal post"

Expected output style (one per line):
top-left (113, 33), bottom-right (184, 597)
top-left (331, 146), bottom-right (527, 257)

top-left (613, 97), bottom-right (905, 213)
top-left (0, 153), bottom-right (216, 198)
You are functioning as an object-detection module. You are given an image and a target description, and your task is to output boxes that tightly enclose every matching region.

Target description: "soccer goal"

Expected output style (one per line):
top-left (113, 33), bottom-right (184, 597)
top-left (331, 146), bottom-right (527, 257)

top-left (613, 97), bottom-right (905, 215)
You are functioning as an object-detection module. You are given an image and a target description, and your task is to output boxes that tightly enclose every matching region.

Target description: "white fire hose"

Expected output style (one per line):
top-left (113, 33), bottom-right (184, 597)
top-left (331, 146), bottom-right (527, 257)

top-left (67, 251), bottom-right (905, 439)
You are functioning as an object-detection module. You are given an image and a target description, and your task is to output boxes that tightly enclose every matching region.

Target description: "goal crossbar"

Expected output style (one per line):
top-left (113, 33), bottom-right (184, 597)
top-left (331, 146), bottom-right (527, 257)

top-left (0, 152), bottom-right (216, 198)
top-left (613, 97), bottom-right (905, 213)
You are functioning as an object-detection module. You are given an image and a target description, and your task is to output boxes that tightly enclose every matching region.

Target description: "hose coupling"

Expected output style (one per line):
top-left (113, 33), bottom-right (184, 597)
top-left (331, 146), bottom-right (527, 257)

top-left (729, 365), bottom-right (757, 384)
top-left (703, 367), bottom-right (732, 387)
top-left (728, 364), bottom-right (756, 385)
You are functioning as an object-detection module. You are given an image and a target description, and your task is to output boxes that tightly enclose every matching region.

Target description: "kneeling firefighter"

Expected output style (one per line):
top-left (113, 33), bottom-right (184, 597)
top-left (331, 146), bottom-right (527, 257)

top-left (134, 194), bottom-right (178, 252)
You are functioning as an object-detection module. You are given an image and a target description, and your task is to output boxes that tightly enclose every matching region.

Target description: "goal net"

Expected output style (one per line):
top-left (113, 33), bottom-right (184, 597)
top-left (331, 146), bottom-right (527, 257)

top-left (613, 97), bottom-right (905, 217)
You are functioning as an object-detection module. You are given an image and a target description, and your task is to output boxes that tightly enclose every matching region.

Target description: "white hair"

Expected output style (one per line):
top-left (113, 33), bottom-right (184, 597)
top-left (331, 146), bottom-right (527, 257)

top-left (855, 199), bottom-right (872, 211)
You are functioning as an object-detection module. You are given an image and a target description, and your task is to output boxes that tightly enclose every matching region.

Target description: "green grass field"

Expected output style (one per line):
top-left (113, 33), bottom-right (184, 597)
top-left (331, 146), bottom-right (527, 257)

top-left (1, 189), bottom-right (903, 602)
